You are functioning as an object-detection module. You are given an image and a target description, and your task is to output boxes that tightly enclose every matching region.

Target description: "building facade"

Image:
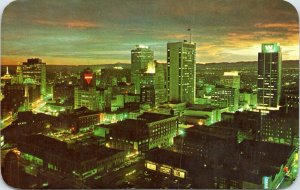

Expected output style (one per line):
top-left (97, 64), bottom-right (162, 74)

top-left (22, 58), bottom-right (46, 97)
top-left (106, 112), bottom-right (178, 153)
top-left (74, 68), bottom-right (105, 111)
top-left (220, 71), bottom-right (240, 90)
top-left (211, 85), bottom-right (239, 112)
top-left (131, 45), bottom-right (154, 94)
top-left (257, 43), bottom-right (282, 110)
top-left (167, 41), bottom-right (196, 104)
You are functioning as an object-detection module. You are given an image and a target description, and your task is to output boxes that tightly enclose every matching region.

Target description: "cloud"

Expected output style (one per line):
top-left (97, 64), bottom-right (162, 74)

top-left (35, 19), bottom-right (100, 29)
top-left (1, 0), bottom-right (298, 65)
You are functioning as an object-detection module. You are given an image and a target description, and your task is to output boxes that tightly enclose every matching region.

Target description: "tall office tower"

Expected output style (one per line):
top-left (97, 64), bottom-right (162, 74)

top-left (131, 45), bottom-right (154, 94)
top-left (167, 41), bottom-right (196, 104)
top-left (74, 68), bottom-right (105, 111)
top-left (257, 43), bottom-right (282, 110)
top-left (22, 58), bottom-right (46, 97)
top-left (220, 71), bottom-right (240, 89)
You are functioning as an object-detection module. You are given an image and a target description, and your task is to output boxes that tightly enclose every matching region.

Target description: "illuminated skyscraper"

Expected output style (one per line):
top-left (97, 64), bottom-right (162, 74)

top-left (131, 45), bottom-right (154, 94)
top-left (257, 43), bottom-right (282, 110)
top-left (22, 58), bottom-right (46, 97)
top-left (167, 41), bottom-right (196, 104)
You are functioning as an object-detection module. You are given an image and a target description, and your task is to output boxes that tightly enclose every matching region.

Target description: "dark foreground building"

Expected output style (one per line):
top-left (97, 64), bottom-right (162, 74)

top-left (17, 135), bottom-right (127, 188)
top-left (145, 140), bottom-right (296, 189)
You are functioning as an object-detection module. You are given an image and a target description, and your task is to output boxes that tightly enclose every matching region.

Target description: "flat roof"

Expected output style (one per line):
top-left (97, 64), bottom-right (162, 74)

top-left (186, 104), bottom-right (225, 111)
top-left (146, 148), bottom-right (199, 171)
top-left (138, 112), bottom-right (176, 122)
top-left (240, 140), bottom-right (295, 167)
top-left (19, 135), bottom-right (124, 162)
top-left (109, 119), bottom-right (148, 141)
top-left (71, 106), bottom-right (100, 116)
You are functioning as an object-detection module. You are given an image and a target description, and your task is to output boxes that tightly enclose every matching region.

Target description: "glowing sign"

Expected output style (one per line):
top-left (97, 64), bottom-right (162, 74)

top-left (262, 43), bottom-right (279, 53)
top-left (84, 73), bottom-right (93, 84)
top-left (146, 162), bottom-right (157, 171)
top-left (173, 169), bottom-right (186, 178)
top-left (160, 166), bottom-right (171, 174)
top-left (263, 176), bottom-right (270, 189)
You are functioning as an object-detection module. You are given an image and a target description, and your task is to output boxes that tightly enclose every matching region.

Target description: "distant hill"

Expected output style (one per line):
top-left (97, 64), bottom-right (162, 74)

top-left (2, 60), bottom-right (298, 75)
top-left (196, 60), bottom-right (299, 70)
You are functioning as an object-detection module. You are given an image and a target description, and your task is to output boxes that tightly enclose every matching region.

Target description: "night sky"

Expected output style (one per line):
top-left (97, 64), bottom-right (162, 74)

top-left (1, 0), bottom-right (299, 65)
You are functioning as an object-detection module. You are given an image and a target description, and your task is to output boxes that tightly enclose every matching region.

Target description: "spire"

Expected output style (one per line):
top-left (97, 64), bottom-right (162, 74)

top-left (6, 66), bottom-right (9, 75)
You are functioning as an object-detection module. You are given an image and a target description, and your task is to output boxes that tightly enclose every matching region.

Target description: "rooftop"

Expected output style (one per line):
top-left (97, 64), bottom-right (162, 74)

top-left (19, 134), bottom-right (123, 162)
top-left (186, 104), bottom-right (225, 111)
top-left (109, 119), bottom-right (148, 141)
top-left (146, 148), bottom-right (201, 171)
top-left (138, 112), bottom-right (176, 122)
top-left (71, 106), bottom-right (100, 117)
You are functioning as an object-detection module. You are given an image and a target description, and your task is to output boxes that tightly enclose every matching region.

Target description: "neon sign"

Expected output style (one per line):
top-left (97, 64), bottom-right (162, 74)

top-left (84, 73), bottom-right (93, 84)
top-left (262, 43), bottom-right (279, 53)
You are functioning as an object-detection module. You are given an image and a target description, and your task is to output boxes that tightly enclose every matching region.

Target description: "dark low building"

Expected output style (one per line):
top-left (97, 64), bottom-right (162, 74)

top-left (18, 134), bottom-right (127, 188)
top-left (106, 112), bottom-right (178, 153)
top-left (59, 107), bottom-right (101, 133)
top-left (173, 126), bottom-right (238, 166)
top-left (145, 148), bottom-right (214, 188)
top-left (260, 108), bottom-right (299, 146)
top-left (146, 140), bottom-right (296, 189)
top-left (2, 111), bottom-right (59, 143)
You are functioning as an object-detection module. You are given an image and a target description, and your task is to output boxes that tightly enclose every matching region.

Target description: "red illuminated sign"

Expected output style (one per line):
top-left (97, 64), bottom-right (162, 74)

top-left (84, 73), bottom-right (93, 84)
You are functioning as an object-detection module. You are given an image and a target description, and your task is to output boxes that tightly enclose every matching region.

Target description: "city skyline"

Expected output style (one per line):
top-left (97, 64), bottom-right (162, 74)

top-left (1, 0), bottom-right (299, 65)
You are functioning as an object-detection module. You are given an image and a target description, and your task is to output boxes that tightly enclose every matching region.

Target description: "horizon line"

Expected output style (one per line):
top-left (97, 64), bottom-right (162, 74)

top-left (1, 59), bottom-right (299, 66)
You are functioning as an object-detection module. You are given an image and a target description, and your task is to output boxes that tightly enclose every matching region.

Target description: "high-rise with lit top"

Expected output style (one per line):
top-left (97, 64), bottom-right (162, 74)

top-left (131, 45), bottom-right (154, 94)
top-left (167, 41), bottom-right (196, 104)
top-left (257, 43), bottom-right (282, 110)
top-left (22, 58), bottom-right (46, 97)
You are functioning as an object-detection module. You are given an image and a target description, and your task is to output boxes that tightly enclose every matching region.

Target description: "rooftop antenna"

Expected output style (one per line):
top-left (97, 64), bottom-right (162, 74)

top-left (187, 28), bottom-right (192, 43)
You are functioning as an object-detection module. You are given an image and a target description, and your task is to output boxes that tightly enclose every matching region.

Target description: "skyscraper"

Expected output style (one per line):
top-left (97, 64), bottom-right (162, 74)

top-left (257, 43), bottom-right (282, 110)
top-left (131, 45), bottom-right (154, 94)
top-left (22, 58), bottom-right (46, 97)
top-left (167, 41), bottom-right (196, 104)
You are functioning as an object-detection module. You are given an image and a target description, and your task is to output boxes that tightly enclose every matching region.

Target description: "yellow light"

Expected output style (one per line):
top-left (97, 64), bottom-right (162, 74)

top-left (146, 162), bottom-right (157, 171)
top-left (145, 62), bottom-right (155, 73)
top-left (223, 71), bottom-right (239, 76)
